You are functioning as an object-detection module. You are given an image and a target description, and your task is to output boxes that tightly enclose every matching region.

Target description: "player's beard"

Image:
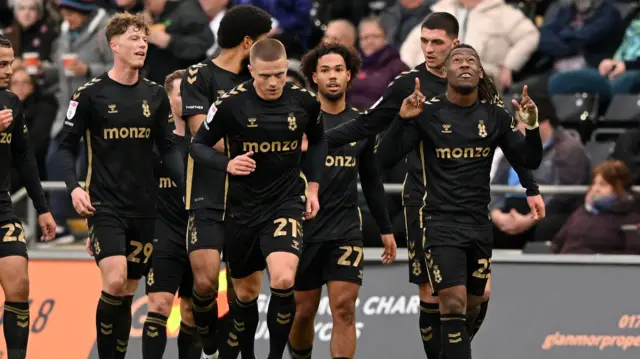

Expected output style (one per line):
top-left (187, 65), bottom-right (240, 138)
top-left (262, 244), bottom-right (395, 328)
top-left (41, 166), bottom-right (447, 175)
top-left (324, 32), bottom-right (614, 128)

top-left (320, 89), bottom-right (345, 102)
top-left (451, 83), bottom-right (476, 95)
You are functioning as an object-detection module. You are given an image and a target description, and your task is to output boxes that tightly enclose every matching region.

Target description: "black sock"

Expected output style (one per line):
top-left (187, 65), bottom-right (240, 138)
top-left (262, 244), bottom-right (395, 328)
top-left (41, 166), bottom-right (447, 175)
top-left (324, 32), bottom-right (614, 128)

top-left (289, 343), bottom-right (312, 359)
top-left (440, 313), bottom-right (470, 359)
top-left (3, 301), bottom-right (30, 359)
top-left (192, 290), bottom-right (219, 355)
top-left (217, 310), bottom-right (240, 359)
top-left (420, 301), bottom-right (441, 359)
top-left (142, 312), bottom-right (168, 359)
top-left (178, 322), bottom-right (201, 359)
top-left (234, 297), bottom-right (259, 359)
top-left (96, 291), bottom-right (124, 359)
top-left (113, 295), bottom-right (133, 359)
top-left (267, 287), bottom-right (296, 359)
top-left (470, 300), bottom-right (489, 342)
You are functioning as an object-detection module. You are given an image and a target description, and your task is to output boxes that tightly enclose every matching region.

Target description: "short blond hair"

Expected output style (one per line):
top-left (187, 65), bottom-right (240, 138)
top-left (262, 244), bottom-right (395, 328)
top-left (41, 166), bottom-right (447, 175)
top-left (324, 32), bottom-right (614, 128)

top-left (105, 12), bottom-right (150, 42)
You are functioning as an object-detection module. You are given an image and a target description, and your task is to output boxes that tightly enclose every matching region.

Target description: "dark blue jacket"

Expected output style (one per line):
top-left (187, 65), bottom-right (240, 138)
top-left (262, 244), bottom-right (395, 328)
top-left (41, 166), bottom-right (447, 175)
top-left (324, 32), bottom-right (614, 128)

top-left (538, 1), bottom-right (621, 67)
top-left (235, 0), bottom-right (312, 49)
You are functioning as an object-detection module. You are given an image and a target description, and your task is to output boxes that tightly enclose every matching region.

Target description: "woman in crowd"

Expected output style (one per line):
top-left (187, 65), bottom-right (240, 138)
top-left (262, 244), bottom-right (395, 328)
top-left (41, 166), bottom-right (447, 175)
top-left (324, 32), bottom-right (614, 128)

top-left (551, 160), bottom-right (640, 254)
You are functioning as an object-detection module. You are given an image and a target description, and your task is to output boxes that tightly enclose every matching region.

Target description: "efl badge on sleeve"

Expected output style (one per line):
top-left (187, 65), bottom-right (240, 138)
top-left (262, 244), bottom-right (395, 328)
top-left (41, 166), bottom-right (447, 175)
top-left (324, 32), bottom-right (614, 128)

top-left (67, 100), bottom-right (78, 120)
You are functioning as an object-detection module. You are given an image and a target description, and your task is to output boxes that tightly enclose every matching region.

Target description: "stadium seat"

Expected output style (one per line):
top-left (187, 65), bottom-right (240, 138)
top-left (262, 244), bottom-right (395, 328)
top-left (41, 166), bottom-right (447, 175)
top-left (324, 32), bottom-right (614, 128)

top-left (551, 93), bottom-right (599, 143)
top-left (602, 94), bottom-right (640, 124)
top-left (585, 128), bottom-right (622, 165)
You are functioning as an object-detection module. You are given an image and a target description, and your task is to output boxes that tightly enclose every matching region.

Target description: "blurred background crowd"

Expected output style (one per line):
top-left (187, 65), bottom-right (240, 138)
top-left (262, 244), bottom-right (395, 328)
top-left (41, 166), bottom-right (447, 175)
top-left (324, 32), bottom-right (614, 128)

top-left (2, 0), bottom-right (640, 255)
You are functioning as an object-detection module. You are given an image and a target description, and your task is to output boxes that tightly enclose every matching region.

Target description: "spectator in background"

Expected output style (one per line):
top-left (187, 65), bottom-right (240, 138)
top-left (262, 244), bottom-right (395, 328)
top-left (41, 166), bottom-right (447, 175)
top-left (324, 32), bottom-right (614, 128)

top-left (551, 160), bottom-right (640, 254)
top-left (379, 0), bottom-right (430, 49)
top-left (348, 16), bottom-right (407, 110)
top-left (548, 13), bottom-right (640, 110)
top-left (235, 0), bottom-right (313, 58)
top-left (143, 0), bottom-right (213, 84)
top-left (401, 0), bottom-right (539, 90)
top-left (490, 97), bottom-right (591, 249)
top-left (46, 0), bottom-right (111, 244)
top-left (537, 0), bottom-right (620, 99)
top-left (9, 66), bottom-right (57, 179)
top-left (201, 0), bottom-right (229, 57)
top-left (111, 0), bottom-right (143, 13)
top-left (322, 18), bottom-right (356, 48)
top-left (2, 0), bottom-right (58, 69)
top-left (610, 113), bottom-right (640, 185)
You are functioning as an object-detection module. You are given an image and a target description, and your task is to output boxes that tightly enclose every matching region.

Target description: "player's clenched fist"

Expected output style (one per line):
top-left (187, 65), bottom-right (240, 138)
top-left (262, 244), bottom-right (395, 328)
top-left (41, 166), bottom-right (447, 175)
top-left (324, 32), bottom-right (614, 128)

top-left (0, 109), bottom-right (13, 132)
top-left (71, 187), bottom-right (95, 217)
top-left (227, 151), bottom-right (256, 176)
top-left (399, 78), bottom-right (425, 119)
top-left (511, 85), bottom-right (538, 129)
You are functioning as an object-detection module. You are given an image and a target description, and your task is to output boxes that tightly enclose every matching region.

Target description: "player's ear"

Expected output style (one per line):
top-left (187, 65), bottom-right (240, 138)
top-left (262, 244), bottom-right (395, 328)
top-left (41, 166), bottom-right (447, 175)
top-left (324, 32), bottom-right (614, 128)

top-left (452, 39), bottom-right (460, 47)
top-left (312, 72), bottom-right (319, 85)
top-left (479, 68), bottom-right (484, 79)
top-left (346, 70), bottom-right (351, 84)
top-left (244, 35), bottom-right (253, 50)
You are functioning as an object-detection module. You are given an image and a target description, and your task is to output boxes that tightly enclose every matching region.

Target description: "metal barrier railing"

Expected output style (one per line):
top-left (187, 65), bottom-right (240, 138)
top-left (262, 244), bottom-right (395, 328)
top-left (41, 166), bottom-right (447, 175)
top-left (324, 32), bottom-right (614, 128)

top-left (12, 182), bottom-right (640, 243)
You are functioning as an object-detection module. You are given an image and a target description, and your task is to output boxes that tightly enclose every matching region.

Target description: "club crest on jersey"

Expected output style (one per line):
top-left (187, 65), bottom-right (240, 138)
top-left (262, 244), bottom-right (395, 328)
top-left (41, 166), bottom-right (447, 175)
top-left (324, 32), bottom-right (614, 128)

top-left (288, 113), bottom-right (297, 131)
top-left (142, 100), bottom-right (151, 118)
top-left (67, 100), bottom-right (78, 120)
top-left (478, 120), bottom-right (487, 138)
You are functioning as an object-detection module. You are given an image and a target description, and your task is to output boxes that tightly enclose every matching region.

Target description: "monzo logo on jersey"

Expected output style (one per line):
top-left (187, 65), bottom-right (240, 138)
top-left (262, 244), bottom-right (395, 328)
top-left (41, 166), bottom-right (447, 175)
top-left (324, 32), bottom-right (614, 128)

top-left (243, 140), bottom-right (299, 153)
top-left (159, 177), bottom-right (177, 188)
top-left (436, 147), bottom-right (491, 159)
top-left (325, 155), bottom-right (356, 167)
top-left (103, 127), bottom-right (151, 139)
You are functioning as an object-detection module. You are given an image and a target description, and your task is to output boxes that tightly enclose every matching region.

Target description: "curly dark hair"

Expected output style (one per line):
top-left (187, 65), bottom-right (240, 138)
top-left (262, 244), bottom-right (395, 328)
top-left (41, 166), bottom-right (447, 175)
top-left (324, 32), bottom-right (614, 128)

top-left (218, 5), bottom-right (272, 49)
top-left (0, 34), bottom-right (11, 48)
top-left (446, 43), bottom-right (502, 105)
top-left (300, 42), bottom-right (362, 87)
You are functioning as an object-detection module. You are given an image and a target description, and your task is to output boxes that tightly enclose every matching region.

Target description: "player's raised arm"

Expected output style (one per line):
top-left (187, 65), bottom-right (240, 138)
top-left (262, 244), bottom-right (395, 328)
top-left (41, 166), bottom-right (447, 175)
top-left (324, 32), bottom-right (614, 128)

top-left (10, 101), bottom-right (49, 217)
top-left (154, 92), bottom-right (185, 187)
top-left (324, 75), bottom-right (410, 149)
top-left (499, 85), bottom-right (543, 169)
top-left (57, 91), bottom-right (95, 217)
top-left (376, 81), bottom-right (425, 169)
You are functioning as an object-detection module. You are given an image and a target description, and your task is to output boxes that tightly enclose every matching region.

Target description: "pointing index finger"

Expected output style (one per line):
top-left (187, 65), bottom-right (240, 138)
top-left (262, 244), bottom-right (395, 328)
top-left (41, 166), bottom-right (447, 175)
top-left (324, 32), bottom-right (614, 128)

top-left (522, 85), bottom-right (529, 99)
top-left (415, 77), bottom-right (420, 93)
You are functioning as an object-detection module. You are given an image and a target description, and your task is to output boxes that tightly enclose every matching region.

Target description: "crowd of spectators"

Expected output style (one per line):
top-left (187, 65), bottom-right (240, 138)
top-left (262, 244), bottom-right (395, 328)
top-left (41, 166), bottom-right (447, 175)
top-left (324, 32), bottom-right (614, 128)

top-left (2, 0), bottom-right (639, 255)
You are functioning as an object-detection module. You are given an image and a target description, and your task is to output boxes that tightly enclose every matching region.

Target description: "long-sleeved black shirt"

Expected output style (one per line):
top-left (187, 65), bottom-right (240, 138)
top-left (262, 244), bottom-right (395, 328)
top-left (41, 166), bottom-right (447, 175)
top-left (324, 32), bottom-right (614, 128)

top-left (190, 81), bottom-right (327, 225)
top-left (304, 107), bottom-right (392, 241)
top-left (0, 89), bottom-right (48, 223)
top-left (57, 74), bottom-right (183, 218)
top-left (326, 63), bottom-right (540, 206)
top-left (378, 95), bottom-right (543, 228)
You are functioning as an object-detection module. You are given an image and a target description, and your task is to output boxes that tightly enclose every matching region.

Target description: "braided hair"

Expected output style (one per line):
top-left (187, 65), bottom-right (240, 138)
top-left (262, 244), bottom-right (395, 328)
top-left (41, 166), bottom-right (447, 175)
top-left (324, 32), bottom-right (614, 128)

top-left (446, 44), bottom-right (502, 105)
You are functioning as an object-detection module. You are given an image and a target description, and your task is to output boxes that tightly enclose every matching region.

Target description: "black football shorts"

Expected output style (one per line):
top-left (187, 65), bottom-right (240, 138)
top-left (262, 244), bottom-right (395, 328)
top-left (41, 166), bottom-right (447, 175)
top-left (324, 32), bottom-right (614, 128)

top-left (295, 238), bottom-right (364, 291)
top-left (225, 201), bottom-right (304, 279)
top-left (424, 225), bottom-right (492, 297)
top-left (87, 213), bottom-right (155, 280)
top-left (0, 219), bottom-right (28, 259)
top-left (146, 219), bottom-right (193, 297)
top-left (404, 205), bottom-right (429, 285)
top-left (186, 208), bottom-right (225, 254)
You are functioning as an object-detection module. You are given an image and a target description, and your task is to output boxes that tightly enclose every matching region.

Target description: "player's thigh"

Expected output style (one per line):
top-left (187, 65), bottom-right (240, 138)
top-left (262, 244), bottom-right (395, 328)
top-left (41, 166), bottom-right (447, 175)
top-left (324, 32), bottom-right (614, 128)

top-left (424, 226), bottom-right (469, 295)
top-left (294, 241), bottom-right (327, 291)
top-left (405, 206), bottom-right (430, 286)
top-left (224, 216), bottom-right (265, 281)
top-left (0, 221), bottom-right (29, 300)
top-left (88, 214), bottom-right (129, 287)
top-left (323, 239), bottom-right (364, 288)
top-left (125, 217), bottom-right (155, 280)
top-left (186, 209), bottom-right (225, 255)
top-left (466, 227), bottom-right (493, 298)
top-left (261, 208), bottom-right (304, 285)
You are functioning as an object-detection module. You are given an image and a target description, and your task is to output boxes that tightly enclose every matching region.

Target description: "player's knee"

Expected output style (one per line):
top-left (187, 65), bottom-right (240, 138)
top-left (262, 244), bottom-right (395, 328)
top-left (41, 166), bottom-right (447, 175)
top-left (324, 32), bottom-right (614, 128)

top-left (482, 287), bottom-right (491, 302)
top-left (180, 299), bottom-right (195, 326)
top-left (103, 272), bottom-right (128, 295)
top-left (148, 293), bottom-right (174, 316)
top-left (269, 271), bottom-right (295, 290)
top-left (419, 284), bottom-right (438, 303)
top-left (193, 272), bottom-right (218, 295)
top-left (331, 297), bottom-right (356, 326)
top-left (3, 273), bottom-right (29, 301)
top-left (295, 299), bottom-right (318, 321)
top-left (235, 283), bottom-right (260, 302)
top-left (438, 292), bottom-right (466, 314)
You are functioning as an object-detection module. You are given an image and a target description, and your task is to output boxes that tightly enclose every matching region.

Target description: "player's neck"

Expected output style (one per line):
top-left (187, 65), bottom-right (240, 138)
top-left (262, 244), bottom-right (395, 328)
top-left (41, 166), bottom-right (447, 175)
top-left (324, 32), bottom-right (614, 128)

top-left (213, 50), bottom-right (244, 74)
top-left (108, 64), bottom-right (139, 85)
top-left (173, 116), bottom-right (186, 136)
top-left (319, 93), bottom-right (346, 114)
top-left (425, 63), bottom-right (446, 78)
top-left (446, 87), bottom-right (478, 107)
